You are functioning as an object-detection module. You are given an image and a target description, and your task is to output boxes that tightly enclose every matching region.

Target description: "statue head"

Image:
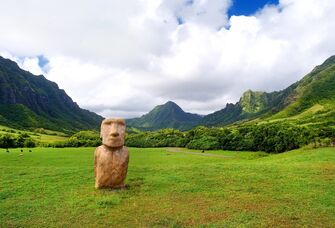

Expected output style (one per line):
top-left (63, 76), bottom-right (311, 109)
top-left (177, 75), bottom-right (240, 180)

top-left (100, 118), bottom-right (126, 148)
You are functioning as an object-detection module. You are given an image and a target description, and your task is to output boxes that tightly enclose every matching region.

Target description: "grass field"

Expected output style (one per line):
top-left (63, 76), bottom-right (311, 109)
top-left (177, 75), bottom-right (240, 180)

top-left (0, 125), bottom-right (68, 144)
top-left (0, 147), bottom-right (334, 227)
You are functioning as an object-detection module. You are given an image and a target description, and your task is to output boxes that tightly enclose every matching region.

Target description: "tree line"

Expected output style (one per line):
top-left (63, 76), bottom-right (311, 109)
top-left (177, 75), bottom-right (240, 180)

top-left (0, 133), bottom-right (36, 148)
top-left (125, 123), bottom-right (335, 153)
top-left (1, 123), bottom-right (334, 153)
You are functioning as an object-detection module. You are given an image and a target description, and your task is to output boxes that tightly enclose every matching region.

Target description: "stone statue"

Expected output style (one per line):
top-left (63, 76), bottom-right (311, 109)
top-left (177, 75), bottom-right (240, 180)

top-left (94, 118), bottom-right (129, 189)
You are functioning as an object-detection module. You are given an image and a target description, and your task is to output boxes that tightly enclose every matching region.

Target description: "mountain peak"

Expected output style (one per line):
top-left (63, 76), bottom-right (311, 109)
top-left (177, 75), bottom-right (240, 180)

top-left (240, 90), bottom-right (268, 113)
top-left (163, 100), bottom-right (178, 107)
top-left (311, 55), bottom-right (335, 74)
top-left (242, 89), bottom-right (265, 96)
top-left (159, 101), bottom-right (182, 111)
top-left (165, 100), bottom-right (176, 104)
top-left (0, 56), bottom-right (20, 70)
top-left (127, 101), bottom-right (202, 131)
top-left (321, 55), bottom-right (335, 66)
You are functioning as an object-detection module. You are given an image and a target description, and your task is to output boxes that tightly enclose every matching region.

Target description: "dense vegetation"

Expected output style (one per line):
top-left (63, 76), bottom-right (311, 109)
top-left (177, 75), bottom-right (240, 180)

top-left (0, 126), bottom-right (101, 149)
top-left (0, 125), bottom-right (69, 148)
top-left (51, 130), bottom-right (101, 148)
top-left (126, 123), bottom-right (335, 153)
top-left (0, 132), bottom-right (36, 148)
top-left (2, 123), bottom-right (332, 153)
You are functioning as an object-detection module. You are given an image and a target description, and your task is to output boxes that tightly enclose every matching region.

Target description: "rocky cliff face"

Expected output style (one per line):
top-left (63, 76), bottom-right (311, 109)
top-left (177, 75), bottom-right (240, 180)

top-left (240, 90), bottom-right (269, 114)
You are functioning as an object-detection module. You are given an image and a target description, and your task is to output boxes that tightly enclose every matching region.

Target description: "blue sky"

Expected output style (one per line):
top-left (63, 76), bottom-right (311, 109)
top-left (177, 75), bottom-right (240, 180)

top-left (37, 55), bottom-right (49, 68)
top-left (228, 0), bottom-right (279, 17)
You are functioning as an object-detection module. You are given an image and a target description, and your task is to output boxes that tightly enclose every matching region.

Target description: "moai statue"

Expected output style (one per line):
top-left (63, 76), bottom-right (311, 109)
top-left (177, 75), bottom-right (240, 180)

top-left (94, 118), bottom-right (129, 189)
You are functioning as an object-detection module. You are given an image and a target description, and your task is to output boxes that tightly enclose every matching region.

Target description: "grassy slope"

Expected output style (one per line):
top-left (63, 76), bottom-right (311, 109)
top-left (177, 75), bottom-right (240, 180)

top-left (263, 64), bottom-right (335, 126)
top-left (0, 125), bottom-right (68, 144)
top-left (240, 66), bottom-right (335, 129)
top-left (0, 147), bottom-right (334, 227)
top-left (203, 57), bottom-right (335, 128)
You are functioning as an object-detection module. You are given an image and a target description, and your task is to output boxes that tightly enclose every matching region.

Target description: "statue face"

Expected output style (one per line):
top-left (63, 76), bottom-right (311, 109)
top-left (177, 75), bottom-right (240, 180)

top-left (100, 118), bottom-right (126, 148)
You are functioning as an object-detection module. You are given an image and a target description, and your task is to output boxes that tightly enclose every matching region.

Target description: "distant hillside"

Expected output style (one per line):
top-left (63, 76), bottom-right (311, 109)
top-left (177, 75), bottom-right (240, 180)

top-left (201, 55), bottom-right (335, 127)
top-left (267, 55), bottom-right (335, 126)
top-left (200, 88), bottom-right (293, 126)
top-left (127, 55), bottom-right (335, 130)
top-left (127, 101), bottom-right (202, 131)
top-left (0, 56), bottom-right (103, 132)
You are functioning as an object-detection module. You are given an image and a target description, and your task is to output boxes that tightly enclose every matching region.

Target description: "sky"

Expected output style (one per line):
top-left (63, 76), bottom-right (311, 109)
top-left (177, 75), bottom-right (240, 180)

top-left (228, 0), bottom-right (279, 17)
top-left (1, 0), bottom-right (335, 118)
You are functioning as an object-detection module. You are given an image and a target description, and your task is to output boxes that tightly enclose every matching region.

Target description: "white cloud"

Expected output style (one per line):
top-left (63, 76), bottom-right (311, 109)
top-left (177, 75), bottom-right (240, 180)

top-left (0, 51), bottom-right (45, 75)
top-left (161, 0), bottom-right (232, 29)
top-left (1, 0), bottom-right (335, 117)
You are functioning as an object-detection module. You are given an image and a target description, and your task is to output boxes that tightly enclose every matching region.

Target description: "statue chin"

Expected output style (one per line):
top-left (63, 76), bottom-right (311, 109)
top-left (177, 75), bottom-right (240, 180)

top-left (103, 143), bottom-right (123, 149)
top-left (103, 138), bottom-right (124, 148)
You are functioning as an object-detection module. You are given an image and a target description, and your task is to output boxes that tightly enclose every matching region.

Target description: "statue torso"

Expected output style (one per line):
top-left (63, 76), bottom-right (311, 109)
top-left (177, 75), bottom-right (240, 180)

top-left (94, 145), bottom-right (129, 188)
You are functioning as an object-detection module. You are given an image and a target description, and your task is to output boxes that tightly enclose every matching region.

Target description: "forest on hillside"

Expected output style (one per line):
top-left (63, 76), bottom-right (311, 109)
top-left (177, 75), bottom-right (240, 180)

top-left (2, 122), bottom-right (327, 153)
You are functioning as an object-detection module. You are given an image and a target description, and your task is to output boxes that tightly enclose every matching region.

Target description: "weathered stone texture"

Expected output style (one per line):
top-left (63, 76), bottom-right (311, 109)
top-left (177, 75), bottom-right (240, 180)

top-left (94, 118), bottom-right (129, 189)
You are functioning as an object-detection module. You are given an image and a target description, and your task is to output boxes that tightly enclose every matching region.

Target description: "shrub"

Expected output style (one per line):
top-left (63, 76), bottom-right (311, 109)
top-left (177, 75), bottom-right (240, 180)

top-left (186, 136), bottom-right (220, 150)
top-left (0, 134), bottom-right (36, 148)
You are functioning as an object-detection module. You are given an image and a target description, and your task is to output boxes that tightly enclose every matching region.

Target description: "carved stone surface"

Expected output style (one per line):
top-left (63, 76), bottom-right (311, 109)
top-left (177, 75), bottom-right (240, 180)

top-left (94, 118), bottom-right (129, 189)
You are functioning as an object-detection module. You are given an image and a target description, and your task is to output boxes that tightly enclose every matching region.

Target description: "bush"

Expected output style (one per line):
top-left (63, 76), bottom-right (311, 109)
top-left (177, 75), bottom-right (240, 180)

top-left (50, 130), bottom-right (101, 147)
top-left (24, 138), bottom-right (36, 148)
top-left (0, 134), bottom-right (36, 148)
top-left (0, 134), bottom-right (16, 148)
top-left (124, 122), bottom-right (329, 153)
top-left (186, 136), bottom-right (220, 150)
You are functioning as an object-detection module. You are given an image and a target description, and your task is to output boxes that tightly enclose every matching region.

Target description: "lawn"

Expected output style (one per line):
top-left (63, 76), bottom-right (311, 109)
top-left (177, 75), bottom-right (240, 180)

top-left (0, 147), bottom-right (334, 227)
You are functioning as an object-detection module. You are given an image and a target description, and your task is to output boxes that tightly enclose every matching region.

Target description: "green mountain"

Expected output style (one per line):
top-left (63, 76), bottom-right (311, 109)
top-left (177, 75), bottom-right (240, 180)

top-left (127, 101), bottom-right (202, 131)
top-left (201, 55), bottom-right (335, 127)
top-left (267, 56), bottom-right (335, 126)
top-left (200, 88), bottom-right (289, 126)
top-left (0, 56), bottom-right (103, 132)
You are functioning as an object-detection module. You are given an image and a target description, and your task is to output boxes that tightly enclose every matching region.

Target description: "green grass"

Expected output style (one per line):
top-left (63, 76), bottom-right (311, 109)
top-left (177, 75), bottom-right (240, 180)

top-left (0, 147), bottom-right (334, 227)
top-left (0, 125), bottom-right (68, 144)
top-left (30, 134), bottom-right (68, 144)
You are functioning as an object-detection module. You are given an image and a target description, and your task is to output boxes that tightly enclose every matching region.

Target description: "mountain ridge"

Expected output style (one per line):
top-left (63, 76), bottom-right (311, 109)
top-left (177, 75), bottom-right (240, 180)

top-left (0, 56), bottom-right (103, 132)
top-left (128, 55), bottom-right (335, 130)
top-left (201, 55), bottom-right (335, 127)
top-left (1, 54), bottom-right (334, 132)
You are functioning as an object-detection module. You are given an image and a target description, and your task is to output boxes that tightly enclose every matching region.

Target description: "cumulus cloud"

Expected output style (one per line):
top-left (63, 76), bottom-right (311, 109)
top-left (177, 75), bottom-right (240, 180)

top-left (1, 0), bottom-right (335, 117)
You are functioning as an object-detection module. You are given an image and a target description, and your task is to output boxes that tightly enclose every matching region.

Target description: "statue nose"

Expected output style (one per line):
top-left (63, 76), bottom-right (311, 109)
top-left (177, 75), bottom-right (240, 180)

top-left (110, 132), bottom-right (119, 137)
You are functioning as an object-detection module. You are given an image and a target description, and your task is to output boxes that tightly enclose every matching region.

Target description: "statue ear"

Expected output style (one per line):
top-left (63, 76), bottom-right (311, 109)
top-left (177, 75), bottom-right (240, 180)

top-left (100, 121), bottom-right (105, 138)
